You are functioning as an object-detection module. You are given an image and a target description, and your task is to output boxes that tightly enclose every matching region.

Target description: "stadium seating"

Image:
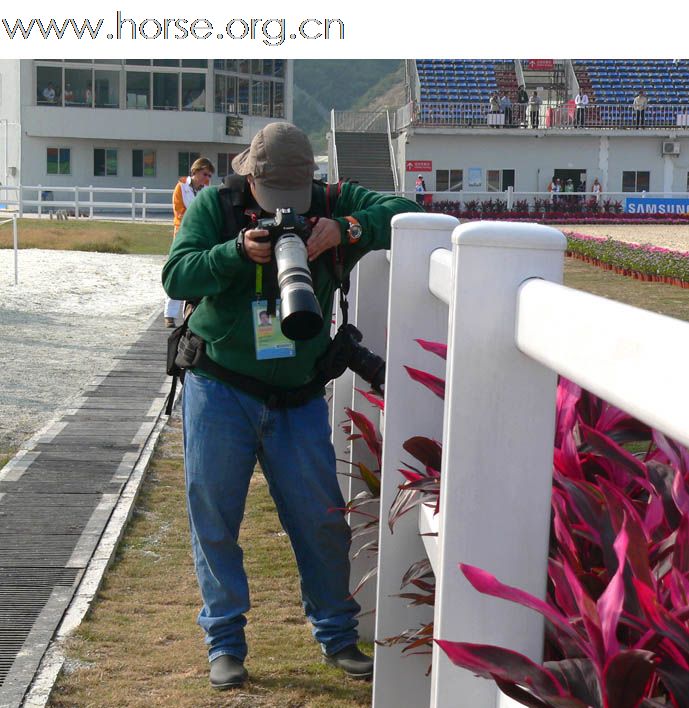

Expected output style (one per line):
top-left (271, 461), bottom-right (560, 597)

top-left (573, 59), bottom-right (689, 105)
top-left (416, 59), bottom-right (515, 104)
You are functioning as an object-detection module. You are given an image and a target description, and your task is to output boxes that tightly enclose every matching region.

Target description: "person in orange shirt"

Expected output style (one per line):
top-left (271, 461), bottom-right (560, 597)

top-left (165, 157), bottom-right (215, 327)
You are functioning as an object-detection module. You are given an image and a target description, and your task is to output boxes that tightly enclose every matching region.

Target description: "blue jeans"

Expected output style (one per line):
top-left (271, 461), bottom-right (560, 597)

top-left (182, 371), bottom-right (360, 662)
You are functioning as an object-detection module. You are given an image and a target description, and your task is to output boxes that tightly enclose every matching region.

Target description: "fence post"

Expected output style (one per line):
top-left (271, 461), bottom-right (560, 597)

top-left (37, 185), bottom-right (42, 218)
top-left (13, 214), bottom-right (18, 285)
top-left (142, 187), bottom-right (147, 222)
top-left (506, 185), bottom-right (514, 210)
top-left (74, 187), bottom-right (79, 218)
top-left (429, 221), bottom-right (566, 707)
top-left (89, 186), bottom-right (94, 219)
top-left (131, 188), bottom-right (136, 221)
top-left (373, 213), bottom-right (459, 708)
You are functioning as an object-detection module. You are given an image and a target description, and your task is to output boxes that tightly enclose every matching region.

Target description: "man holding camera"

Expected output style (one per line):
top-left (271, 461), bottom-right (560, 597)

top-left (162, 121), bottom-right (421, 690)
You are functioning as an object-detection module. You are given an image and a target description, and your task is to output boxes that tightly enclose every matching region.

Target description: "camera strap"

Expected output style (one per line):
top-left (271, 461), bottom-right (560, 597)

top-left (325, 180), bottom-right (350, 327)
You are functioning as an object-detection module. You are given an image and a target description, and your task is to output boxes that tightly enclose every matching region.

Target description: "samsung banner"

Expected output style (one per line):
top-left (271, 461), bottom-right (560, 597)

top-left (625, 197), bottom-right (689, 214)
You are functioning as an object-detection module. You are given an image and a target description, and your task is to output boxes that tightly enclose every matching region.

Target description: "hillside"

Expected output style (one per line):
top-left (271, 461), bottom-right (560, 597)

top-left (293, 60), bottom-right (406, 153)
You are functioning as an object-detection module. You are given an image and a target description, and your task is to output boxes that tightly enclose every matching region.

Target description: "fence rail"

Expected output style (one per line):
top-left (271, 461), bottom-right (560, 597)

top-left (408, 101), bottom-right (689, 130)
top-left (0, 185), bottom-right (174, 221)
top-left (330, 216), bottom-right (689, 706)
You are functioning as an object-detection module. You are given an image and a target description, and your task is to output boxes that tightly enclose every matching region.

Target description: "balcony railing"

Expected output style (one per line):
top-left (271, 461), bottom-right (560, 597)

top-left (410, 101), bottom-right (689, 130)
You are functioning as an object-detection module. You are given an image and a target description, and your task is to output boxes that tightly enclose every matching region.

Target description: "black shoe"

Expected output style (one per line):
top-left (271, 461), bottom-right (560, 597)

top-left (209, 655), bottom-right (248, 689)
top-left (164, 317), bottom-right (176, 328)
top-left (324, 645), bottom-right (373, 680)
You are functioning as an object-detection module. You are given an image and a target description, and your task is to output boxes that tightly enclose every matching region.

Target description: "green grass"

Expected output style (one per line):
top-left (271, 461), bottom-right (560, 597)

top-left (49, 413), bottom-right (373, 708)
top-left (0, 219), bottom-right (172, 255)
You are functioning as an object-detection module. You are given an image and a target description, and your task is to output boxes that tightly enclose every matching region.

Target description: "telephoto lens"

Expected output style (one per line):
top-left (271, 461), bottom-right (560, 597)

top-left (274, 233), bottom-right (323, 340)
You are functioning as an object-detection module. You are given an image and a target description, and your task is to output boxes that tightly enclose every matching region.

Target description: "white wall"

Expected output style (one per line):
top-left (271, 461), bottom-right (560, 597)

top-left (398, 129), bottom-right (689, 195)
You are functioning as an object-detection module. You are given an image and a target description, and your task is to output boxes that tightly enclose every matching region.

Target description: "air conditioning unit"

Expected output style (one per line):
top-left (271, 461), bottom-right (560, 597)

top-left (662, 141), bottom-right (681, 156)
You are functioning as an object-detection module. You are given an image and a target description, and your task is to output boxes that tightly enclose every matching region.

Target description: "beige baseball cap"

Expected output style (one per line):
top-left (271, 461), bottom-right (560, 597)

top-left (231, 122), bottom-right (317, 214)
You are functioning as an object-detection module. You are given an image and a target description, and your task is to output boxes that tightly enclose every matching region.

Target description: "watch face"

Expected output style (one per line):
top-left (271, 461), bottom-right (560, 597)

top-left (349, 224), bottom-right (362, 241)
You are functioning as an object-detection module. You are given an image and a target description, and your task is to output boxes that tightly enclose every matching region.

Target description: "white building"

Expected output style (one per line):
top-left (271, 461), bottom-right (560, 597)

top-left (0, 59), bottom-right (293, 207)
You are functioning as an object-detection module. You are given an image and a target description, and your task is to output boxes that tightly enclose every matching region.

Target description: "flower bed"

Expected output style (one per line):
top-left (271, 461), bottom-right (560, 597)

top-left (566, 232), bottom-right (689, 287)
top-left (429, 199), bottom-right (689, 224)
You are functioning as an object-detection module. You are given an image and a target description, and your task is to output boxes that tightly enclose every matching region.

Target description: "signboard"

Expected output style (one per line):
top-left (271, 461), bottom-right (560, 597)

top-left (625, 197), bottom-right (689, 215)
top-left (527, 60), bottom-right (555, 71)
top-left (406, 160), bottom-right (432, 172)
top-left (468, 167), bottom-right (483, 188)
top-left (225, 115), bottom-right (244, 136)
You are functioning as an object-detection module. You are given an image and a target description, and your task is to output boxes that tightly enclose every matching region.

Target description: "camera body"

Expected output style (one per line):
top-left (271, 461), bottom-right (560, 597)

top-left (255, 208), bottom-right (312, 246)
top-left (253, 208), bottom-right (323, 341)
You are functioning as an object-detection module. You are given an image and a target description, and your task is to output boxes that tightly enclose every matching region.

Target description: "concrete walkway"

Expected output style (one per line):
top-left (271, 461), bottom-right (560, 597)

top-left (0, 312), bottom-right (173, 708)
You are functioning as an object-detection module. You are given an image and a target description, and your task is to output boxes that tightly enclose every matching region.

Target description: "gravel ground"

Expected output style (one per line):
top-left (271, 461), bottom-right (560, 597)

top-left (551, 223), bottom-right (689, 252)
top-left (0, 249), bottom-right (167, 453)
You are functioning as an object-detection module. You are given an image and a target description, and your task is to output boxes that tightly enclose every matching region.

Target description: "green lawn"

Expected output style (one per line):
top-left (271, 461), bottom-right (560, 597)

top-left (0, 218), bottom-right (172, 255)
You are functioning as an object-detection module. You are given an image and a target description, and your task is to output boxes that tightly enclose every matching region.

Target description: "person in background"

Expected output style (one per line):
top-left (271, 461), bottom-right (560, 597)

top-left (489, 92), bottom-right (501, 127)
top-left (63, 83), bottom-right (74, 104)
top-left (415, 174), bottom-right (427, 205)
top-left (500, 93), bottom-right (513, 127)
top-left (592, 177), bottom-right (603, 204)
top-left (574, 91), bottom-right (589, 127)
top-left (633, 89), bottom-right (648, 128)
top-left (41, 83), bottom-right (57, 104)
top-left (528, 91), bottom-right (542, 128)
top-left (517, 84), bottom-right (529, 126)
top-left (164, 157), bottom-right (216, 328)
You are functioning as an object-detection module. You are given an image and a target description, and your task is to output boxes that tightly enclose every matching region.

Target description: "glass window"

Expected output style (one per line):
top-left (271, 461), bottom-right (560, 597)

top-left (274, 59), bottom-right (285, 78)
top-left (622, 171), bottom-right (650, 192)
top-left (182, 73), bottom-right (205, 111)
top-left (37, 66), bottom-right (62, 105)
top-left (217, 152), bottom-right (237, 178)
top-left (153, 72), bottom-right (179, 110)
top-left (435, 169), bottom-right (462, 192)
top-left (182, 59), bottom-right (208, 68)
top-left (622, 171), bottom-right (636, 192)
top-left (64, 68), bottom-right (92, 107)
top-left (47, 147), bottom-right (70, 175)
top-left (94, 148), bottom-right (118, 176)
top-left (238, 60), bottom-right (249, 74)
top-left (178, 151), bottom-right (200, 177)
top-left (449, 169), bottom-right (463, 191)
top-left (487, 170), bottom-right (501, 192)
top-left (215, 74), bottom-right (237, 113)
top-left (251, 79), bottom-right (270, 116)
top-left (153, 59), bottom-right (179, 67)
top-left (126, 59), bottom-right (151, 65)
top-left (95, 70), bottom-right (119, 108)
top-left (126, 72), bottom-right (150, 109)
top-left (95, 60), bottom-right (122, 65)
top-left (237, 79), bottom-right (249, 114)
top-left (133, 149), bottom-right (156, 177)
top-left (272, 82), bottom-right (285, 118)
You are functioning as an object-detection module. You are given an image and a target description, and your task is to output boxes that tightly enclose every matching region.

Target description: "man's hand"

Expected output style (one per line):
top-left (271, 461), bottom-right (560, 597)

top-left (242, 229), bottom-right (272, 264)
top-left (307, 218), bottom-right (341, 262)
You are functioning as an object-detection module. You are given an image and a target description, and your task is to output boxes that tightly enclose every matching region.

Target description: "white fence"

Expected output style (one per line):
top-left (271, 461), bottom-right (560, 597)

top-left (0, 185), bottom-right (174, 221)
top-left (332, 215), bottom-right (689, 707)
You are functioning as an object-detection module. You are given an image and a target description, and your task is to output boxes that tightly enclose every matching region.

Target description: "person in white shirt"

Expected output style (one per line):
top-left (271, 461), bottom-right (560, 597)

top-left (633, 90), bottom-right (648, 127)
top-left (575, 92), bottom-right (589, 127)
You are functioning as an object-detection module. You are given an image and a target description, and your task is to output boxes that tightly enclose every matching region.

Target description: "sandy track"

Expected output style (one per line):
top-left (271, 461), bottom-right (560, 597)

top-left (551, 224), bottom-right (689, 252)
top-left (0, 249), bottom-right (167, 453)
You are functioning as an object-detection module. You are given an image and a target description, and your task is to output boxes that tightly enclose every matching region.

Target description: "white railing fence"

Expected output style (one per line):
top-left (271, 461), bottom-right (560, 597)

top-left (331, 215), bottom-right (689, 707)
top-left (407, 101), bottom-right (689, 131)
top-left (0, 185), bottom-right (174, 221)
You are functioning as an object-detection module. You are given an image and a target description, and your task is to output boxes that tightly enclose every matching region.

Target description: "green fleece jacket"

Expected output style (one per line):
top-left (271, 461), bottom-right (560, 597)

top-left (162, 181), bottom-right (422, 390)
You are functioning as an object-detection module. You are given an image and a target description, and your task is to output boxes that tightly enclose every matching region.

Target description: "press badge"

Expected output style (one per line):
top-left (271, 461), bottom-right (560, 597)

top-left (252, 299), bottom-right (296, 360)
